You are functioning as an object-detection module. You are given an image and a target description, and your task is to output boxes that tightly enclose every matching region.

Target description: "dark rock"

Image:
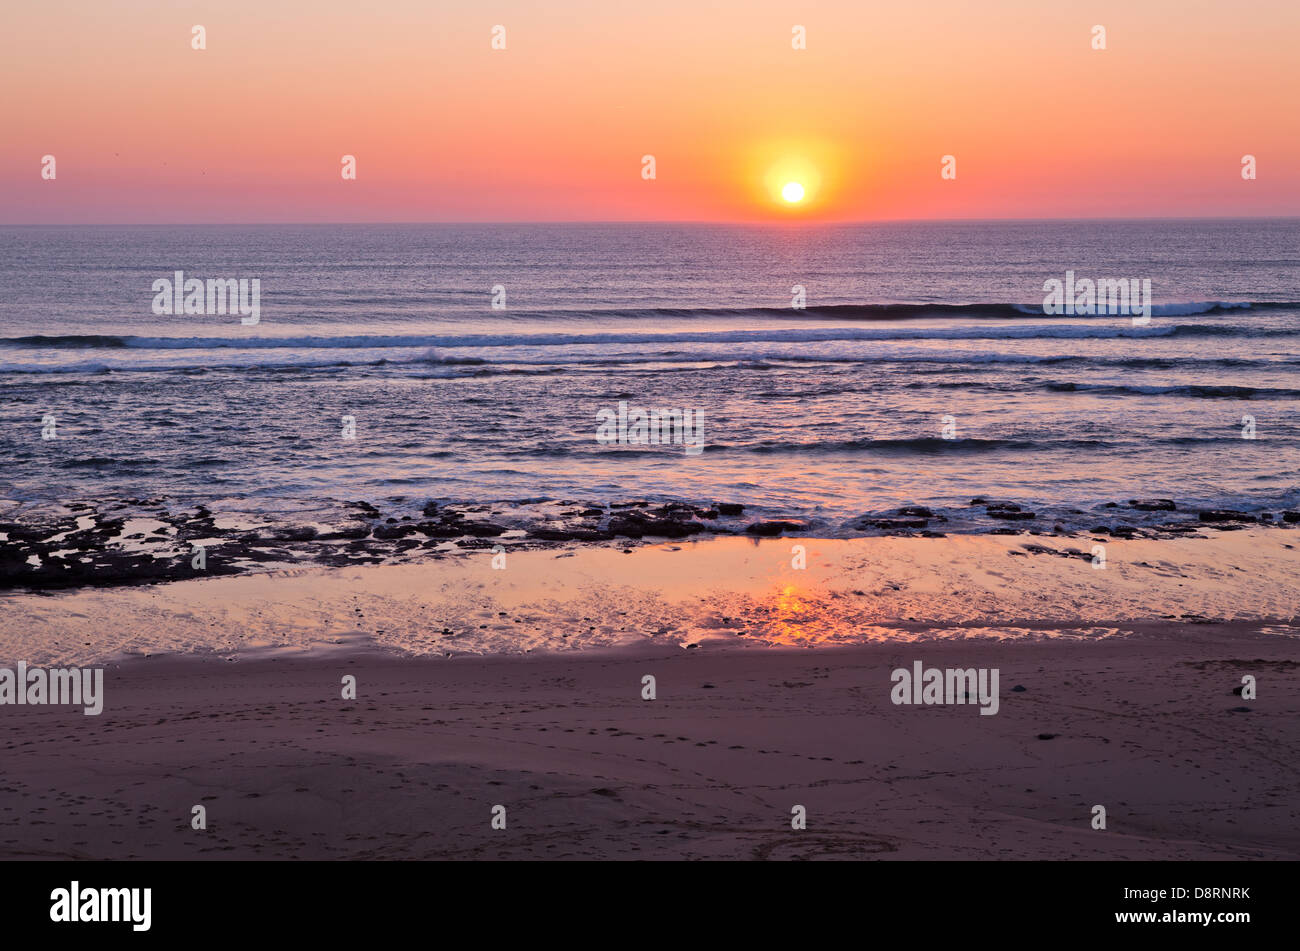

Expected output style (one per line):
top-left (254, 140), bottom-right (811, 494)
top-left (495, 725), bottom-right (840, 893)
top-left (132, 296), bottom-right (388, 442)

top-left (1282, 511), bottom-right (1300, 523)
top-left (272, 526), bottom-right (318, 542)
top-left (1198, 510), bottom-right (1256, 523)
top-left (4, 522), bottom-right (76, 544)
top-left (1229, 706), bottom-right (1252, 713)
top-left (652, 520), bottom-right (705, 538)
top-left (1011, 685), bottom-right (1027, 692)
top-left (645, 503), bottom-right (706, 520)
top-left (458, 522), bottom-right (507, 538)
top-left (1036, 733), bottom-right (1058, 740)
top-left (856, 516), bottom-right (928, 531)
top-left (318, 526), bottom-right (370, 540)
top-left (744, 520), bottom-right (808, 537)
top-left (716, 503), bottom-right (745, 516)
top-left (528, 528), bottom-right (613, 541)
top-left (607, 514), bottom-right (703, 539)
top-left (1128, 498), bottom-right (1176, 511)
top-left (897, 506), bottom-right (933, 518)
top-left (984, 501), bottom-right (1035, 519)
top-left (598, 518), bottom-right (669, 541)
top-left (607, 517), bottom-right (646, 538)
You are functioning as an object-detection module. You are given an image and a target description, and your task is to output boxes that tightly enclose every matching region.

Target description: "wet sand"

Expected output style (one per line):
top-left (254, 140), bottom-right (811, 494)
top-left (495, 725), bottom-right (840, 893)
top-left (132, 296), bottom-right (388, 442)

top-left (3, 531), bottom-right (1298, 663)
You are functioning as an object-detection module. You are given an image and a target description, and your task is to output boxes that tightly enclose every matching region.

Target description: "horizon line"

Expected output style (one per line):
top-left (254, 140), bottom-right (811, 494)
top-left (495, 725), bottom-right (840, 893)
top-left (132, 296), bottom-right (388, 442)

top-left (3, 214), bottom-right (1299, 228)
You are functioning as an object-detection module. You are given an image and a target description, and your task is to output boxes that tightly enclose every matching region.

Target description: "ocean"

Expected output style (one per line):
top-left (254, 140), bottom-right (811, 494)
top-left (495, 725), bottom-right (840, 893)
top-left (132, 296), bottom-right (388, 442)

top-left (2, 219), bottom-right (1298, 546)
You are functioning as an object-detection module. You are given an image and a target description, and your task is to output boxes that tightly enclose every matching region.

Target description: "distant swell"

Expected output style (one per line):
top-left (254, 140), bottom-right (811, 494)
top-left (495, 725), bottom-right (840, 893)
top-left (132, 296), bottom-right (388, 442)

top-left (539, 434), bottom-right (1262, 459)
top-left (739, 437), bottom-right (1106, 454)
top-left (3, 309), bottom-right (1296, 355)
top-left (1044, 382), bottom-right (1300, 399)
top-left (584, 301), bottom-right (1290, 320)
top-left (3, 348), bottom-right (1299, 376)
top-left (800, 301), bottom-right (1283, 319)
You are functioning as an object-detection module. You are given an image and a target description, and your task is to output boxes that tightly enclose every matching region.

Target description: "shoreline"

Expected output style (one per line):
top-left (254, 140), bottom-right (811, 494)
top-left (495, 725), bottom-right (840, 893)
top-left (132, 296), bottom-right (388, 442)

top-left (3, 493), bottom-right (1297, 592)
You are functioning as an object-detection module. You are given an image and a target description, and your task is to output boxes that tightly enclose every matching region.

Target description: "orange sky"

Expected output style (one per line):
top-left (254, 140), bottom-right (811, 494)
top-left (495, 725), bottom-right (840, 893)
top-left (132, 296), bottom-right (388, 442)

top-left (3, 0), bottom-right (1298, 222)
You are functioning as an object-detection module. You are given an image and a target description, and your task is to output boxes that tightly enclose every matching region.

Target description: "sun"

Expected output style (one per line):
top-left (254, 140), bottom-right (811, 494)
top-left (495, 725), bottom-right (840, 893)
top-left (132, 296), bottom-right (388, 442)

top-left (751, 140), bottom-right (839, 214)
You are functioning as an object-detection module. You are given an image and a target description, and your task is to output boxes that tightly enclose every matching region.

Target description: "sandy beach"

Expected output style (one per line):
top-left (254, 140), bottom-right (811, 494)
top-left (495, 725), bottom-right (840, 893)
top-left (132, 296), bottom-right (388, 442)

top-left (1, 636), bottom-right (1296, 861)
top-left (1, 532), bottom-right (1296, 860)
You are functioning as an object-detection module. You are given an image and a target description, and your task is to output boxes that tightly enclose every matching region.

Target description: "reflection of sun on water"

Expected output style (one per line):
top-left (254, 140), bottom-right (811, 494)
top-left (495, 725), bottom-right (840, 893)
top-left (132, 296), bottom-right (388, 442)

top-left (727, 573), bottom-right (915, 648)
top-left (763, 582), bottom-right (849, 647)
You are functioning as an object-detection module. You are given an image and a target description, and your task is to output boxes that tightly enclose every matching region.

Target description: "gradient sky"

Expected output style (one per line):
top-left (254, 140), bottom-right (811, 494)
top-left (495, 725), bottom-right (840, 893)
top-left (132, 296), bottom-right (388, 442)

top-left (3, 0), bottom-right (1298, 223)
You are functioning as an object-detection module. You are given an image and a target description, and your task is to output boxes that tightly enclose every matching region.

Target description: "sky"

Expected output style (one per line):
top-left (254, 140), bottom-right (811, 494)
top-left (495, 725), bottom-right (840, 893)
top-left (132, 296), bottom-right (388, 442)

top-left (2, 0), bottom-right (1298, 223)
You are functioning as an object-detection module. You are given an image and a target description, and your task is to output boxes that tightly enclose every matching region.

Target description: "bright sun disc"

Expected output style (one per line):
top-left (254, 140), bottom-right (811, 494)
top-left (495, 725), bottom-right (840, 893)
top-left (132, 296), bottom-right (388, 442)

top-left (782, 182), bottom-right (805, 202)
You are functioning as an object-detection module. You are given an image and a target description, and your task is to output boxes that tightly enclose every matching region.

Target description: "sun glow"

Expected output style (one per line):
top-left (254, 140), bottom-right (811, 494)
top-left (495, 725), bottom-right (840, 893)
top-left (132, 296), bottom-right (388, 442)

top-left (748, 141), bottom-right (842, 216)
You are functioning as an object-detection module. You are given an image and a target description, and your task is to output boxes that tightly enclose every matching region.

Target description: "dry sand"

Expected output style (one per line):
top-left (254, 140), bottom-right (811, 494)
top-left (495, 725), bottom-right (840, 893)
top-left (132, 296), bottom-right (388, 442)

top-left (1, 636), bottom-right (1297, 860)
